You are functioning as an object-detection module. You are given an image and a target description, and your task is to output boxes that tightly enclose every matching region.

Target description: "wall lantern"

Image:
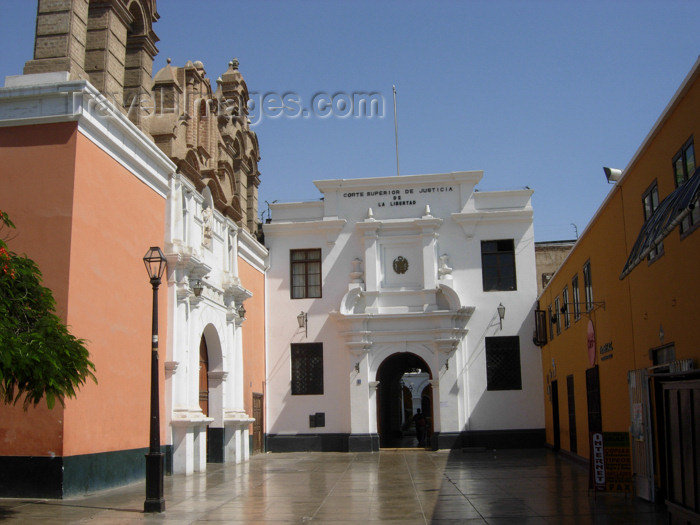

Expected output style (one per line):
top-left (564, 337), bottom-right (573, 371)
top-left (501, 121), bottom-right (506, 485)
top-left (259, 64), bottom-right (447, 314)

top-left (497, 303), bottom-right (506, 330)
top-left (297, 311), bottom-right (307, 337)
top-left (354, 362), bottom-right (360, 373)
top-left (191, 279), bottom-right (203, 297)
top-left (238, 304), bottom-right (246, 319)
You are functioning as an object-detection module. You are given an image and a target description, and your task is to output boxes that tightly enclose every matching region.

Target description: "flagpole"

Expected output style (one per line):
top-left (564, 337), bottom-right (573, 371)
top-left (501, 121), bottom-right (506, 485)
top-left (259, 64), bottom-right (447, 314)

top-left (393, 85), bottom-right (400, 176)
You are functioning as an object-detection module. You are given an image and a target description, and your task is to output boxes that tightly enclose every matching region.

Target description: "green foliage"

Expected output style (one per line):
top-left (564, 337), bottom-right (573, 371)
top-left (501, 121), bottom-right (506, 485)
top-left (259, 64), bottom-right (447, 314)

top-left (0, 210), bottom-right (96, 409)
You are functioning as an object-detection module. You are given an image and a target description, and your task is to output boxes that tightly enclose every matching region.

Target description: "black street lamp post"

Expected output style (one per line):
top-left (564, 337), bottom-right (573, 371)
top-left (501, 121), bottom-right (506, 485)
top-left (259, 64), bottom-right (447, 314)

top-left (143, 247), bottom-right (167, 513)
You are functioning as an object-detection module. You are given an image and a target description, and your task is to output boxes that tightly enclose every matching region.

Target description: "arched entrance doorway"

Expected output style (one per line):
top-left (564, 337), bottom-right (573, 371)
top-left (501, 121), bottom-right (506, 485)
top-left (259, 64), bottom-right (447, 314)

top-left (376, 353), bottom-right (433, 448)
top-left (199, 335), bottom-right (209, 462)
top-left (199, 335), bottom-right (209, 417)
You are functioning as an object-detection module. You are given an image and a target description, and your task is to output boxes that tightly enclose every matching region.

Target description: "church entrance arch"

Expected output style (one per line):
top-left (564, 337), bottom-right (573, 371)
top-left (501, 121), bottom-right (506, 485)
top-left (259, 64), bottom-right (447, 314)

top-left (376, 353), bottom-right (433, 448)
top-left (199, 324), bottom-right (223, 463)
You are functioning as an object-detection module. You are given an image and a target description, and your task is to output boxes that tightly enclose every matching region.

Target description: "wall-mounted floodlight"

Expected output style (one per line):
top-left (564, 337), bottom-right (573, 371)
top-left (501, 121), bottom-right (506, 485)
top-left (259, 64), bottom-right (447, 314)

top-left (603, 167), bottom-right (623, 183)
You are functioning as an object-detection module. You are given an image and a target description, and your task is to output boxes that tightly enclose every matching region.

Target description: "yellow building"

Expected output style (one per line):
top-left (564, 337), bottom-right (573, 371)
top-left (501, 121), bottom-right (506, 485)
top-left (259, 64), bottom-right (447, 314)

top-left (537, 57), bottom-right (700, 522)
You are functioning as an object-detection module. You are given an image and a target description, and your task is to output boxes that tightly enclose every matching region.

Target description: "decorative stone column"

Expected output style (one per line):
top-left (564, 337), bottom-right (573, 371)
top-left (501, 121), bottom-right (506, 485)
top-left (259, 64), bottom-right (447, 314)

top-left (348, 345), bottom-right (378, 451)
top-left (206, 371), bottom-right (228, 463)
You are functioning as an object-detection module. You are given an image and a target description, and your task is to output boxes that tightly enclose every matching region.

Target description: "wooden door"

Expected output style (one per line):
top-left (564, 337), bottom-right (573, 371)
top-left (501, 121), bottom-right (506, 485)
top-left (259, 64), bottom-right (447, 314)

top-left (567, 374), bottom-right (577, 454)
top-left (252, 393), bottom-right (263, 454)
top-left (551, 380), bottom-right (560, 451)
top-left (663, 379), bottom-right (700, 524)
top-left (628, 368), bottom-right (655, 502)
top-left (199, 336), bottom-right (209, 416)
top-left (586, 366), bottom-right (602, 434)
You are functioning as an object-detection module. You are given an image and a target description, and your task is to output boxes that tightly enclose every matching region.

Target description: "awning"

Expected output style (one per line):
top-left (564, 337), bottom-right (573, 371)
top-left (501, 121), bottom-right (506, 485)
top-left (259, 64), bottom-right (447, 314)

top-left (620, 166), bottom-right (700, 279)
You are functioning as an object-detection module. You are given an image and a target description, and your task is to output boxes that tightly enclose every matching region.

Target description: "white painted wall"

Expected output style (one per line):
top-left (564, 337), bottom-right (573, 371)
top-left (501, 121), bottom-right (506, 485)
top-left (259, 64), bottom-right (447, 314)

top-left (164, 174), bottom-right (264, 473)
top-left (264, 171), bottom-right (544, 442)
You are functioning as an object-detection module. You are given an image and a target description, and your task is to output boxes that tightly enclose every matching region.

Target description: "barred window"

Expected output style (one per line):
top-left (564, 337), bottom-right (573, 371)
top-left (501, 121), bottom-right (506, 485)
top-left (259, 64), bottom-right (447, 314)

top-left (583, 261), bottom-right (593, 312)
top-left (673, 137), bottom-right (699, 234)
top-left (548, 304), bottom-right (555, 340)
top-left (291, 249), bottom-right (321, 299)
top-left (485, 336), bottom-right (522, 391)
top-left (291, 343), bottom-right (323, 395)
top-left (572, 274), bottom-right (581, 321)
top-left (642, 181), bottom-right (663, 260)
top-left (481, 239), bottom-right (516, 291)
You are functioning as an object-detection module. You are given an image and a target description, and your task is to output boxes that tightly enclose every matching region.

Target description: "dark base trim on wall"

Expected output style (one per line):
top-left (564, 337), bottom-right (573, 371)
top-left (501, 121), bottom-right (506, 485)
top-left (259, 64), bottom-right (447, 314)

top-left (348, 433), bottom-right (380, 452)
top-left (266, 429), bottom-right (544, 454)
top-left (0, 446), bottom-right (172, 499)
top-left (438, 429), bottom-right (545, 450)
top-left (208, 427), bottom-right (225, 463)
top-left (267, 433), bottom-right (351, 452)
top-left (554, 446), bottom-right (589, 467)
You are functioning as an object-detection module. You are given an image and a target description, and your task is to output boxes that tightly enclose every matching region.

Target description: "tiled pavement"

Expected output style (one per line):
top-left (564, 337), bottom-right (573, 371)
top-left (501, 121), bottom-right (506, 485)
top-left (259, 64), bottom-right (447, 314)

top-left (0, 448), bottom-right (667, 524)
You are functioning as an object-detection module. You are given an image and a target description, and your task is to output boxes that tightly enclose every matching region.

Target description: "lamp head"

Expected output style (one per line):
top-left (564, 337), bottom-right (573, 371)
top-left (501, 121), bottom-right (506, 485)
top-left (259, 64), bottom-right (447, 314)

top-left (603, 167), bottom-right (623, 183)
top-left (143, 247), bottom-right (167, 283)
top-left (497, 303), bottom-right (506, 321)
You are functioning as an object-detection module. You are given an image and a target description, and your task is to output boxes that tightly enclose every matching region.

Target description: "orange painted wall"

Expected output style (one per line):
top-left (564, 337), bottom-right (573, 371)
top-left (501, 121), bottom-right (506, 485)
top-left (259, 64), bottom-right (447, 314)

top-left (238, 257), bottom-right (266, 437)
top-left (0, 122), bottom-right (168, 457)
top-left (61, 132), bottom-right (167, 456)
top-left (0, 122), bottom-right (78, 456)
top-left (538, 64), bottom-right (700, 460)
top-left (538, 189), bottom-right (637, 458)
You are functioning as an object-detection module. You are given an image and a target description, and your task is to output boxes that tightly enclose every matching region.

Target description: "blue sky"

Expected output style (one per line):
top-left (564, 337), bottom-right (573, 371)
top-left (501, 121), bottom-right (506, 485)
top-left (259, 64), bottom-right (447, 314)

top-left (2, 1), bottom-right (699, 241)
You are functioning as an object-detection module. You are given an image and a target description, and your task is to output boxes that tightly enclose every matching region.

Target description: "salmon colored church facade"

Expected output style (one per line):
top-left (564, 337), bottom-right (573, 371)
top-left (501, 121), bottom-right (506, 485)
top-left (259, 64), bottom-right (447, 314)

top-left (0, 0), bottom-right (266, 497)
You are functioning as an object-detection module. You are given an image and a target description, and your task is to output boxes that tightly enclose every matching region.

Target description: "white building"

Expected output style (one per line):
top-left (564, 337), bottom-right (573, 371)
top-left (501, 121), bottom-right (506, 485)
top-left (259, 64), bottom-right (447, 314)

top-left (164, 177), bottom-right (267, 474)
top-left (264, 171), bottom-right (544, 451)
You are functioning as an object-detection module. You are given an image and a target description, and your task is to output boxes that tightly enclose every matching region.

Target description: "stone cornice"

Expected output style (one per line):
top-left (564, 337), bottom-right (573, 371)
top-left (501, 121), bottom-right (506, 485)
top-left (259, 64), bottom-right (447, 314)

top-left (451, 209), bottom-right (533, 237)
top-left (0, 77), bottom-right (174, 198)
top-left (263, 219), bottom-right (346, 242)
top-left (314, 171), bottom-right (483, 193)
top-left (238, 228), bottom-right (268, 273)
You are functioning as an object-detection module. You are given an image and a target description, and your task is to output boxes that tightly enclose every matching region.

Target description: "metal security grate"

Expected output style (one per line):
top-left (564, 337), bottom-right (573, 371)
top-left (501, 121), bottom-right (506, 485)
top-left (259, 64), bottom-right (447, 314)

top-left (291, 343), bottom-right (324, 395)
top-left (485, 336), bottom-right (522, 391)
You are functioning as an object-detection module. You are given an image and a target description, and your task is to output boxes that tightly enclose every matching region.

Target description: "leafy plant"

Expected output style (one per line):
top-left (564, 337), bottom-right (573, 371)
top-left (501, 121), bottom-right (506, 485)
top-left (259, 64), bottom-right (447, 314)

top-left (0, 210), bottom-right (96, 409)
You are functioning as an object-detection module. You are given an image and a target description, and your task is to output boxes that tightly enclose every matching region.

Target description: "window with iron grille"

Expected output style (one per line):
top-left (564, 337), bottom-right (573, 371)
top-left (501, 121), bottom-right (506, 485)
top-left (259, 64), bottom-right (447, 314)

top-left (642, 181), bottom-right (663, 261)
top-left (548, 305), bottom-right (555, 340)
top-left (485, 336), bottom-right (522, 391)
top-left (481, 239), bottom-right (516, 291)
top-left (572, 274), bottom-right (581, 321)
top-left (290, 249), bottom-right (322, 299)
top-left (291, 343), bottom-right (323, 395)
top-left (673, 137), bottom-right (698, 234)
top-left (533, 309), bottom-right (547, 346)
top-left (583, 261), bottom-right (593, 312)
top-left (562, 286), bottom-right (570, 329)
